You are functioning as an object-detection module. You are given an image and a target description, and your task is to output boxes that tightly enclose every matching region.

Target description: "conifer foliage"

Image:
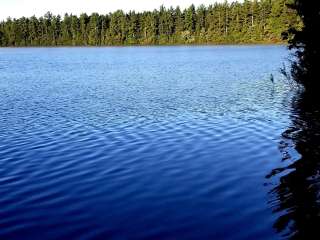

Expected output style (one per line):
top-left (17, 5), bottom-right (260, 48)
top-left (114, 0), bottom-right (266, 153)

top-left (0, 0), bottom-right (300, 46)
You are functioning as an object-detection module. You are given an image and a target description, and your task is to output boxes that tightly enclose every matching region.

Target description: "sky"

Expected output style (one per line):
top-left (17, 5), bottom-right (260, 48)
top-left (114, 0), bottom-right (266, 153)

top-left (0, 0), bottom-right (235, 20)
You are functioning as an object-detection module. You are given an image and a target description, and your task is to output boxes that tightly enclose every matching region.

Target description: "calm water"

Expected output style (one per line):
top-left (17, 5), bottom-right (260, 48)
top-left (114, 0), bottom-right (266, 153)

top-left (0, 46), bottom-right (304, 239)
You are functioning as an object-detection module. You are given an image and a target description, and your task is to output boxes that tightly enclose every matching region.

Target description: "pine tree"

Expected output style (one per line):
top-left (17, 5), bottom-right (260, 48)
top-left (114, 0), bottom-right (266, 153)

top-left (0, 0), bottom-right (300, 47)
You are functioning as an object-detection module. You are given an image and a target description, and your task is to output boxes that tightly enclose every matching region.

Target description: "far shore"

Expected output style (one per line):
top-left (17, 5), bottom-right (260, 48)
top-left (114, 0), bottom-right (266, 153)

top-left (0, 42), bottom-right (287, 48)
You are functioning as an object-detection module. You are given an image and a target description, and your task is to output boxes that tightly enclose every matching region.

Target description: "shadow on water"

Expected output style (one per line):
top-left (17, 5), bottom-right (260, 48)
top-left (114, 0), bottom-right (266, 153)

top-left (266, 90), bottom-right (320, 239)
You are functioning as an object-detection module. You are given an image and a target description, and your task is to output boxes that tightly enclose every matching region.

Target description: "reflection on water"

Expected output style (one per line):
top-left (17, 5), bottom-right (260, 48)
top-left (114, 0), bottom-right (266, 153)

top-left (267, 90), bottom-right (320, 239)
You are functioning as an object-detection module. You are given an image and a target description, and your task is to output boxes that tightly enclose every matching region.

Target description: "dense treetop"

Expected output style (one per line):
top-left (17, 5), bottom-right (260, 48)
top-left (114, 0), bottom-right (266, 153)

top-left (0, 0), bottom-right (300, 46)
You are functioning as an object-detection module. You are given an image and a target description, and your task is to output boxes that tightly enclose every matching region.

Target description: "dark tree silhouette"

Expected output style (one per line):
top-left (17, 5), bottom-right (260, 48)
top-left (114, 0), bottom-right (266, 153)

top-left (286, 1), bottom-right (320, 91)
top-left (268, 3), bottom-right (320, 235)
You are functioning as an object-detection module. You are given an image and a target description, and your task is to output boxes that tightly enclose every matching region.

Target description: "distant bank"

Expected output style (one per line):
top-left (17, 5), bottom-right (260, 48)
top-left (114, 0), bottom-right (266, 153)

top-left (0, 0), bottom-right (300, 47)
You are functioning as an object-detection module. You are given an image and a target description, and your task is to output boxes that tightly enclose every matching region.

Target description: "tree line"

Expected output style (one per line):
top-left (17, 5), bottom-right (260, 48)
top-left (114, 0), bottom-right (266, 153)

top-left (0, 0), bottom-right (301, 47)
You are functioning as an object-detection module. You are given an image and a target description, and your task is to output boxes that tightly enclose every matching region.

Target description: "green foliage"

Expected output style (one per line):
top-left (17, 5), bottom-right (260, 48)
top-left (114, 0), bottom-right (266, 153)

top-left (0, 0), bottom-right (300, 46)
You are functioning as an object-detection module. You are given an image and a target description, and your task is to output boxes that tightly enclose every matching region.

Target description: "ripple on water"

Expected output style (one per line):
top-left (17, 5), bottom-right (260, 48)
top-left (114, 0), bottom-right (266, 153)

top-left (0, 46), bottom-right (290, 240)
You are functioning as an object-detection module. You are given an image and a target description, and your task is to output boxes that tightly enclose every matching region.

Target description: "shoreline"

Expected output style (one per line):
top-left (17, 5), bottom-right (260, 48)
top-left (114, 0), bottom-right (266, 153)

top-left (0, 42), bottom-right (287, 48)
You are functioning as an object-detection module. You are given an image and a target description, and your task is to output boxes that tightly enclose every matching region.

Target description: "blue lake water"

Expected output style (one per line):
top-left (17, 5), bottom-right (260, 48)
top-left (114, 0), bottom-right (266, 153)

top-left (0, 46), bottom-right (294, 239)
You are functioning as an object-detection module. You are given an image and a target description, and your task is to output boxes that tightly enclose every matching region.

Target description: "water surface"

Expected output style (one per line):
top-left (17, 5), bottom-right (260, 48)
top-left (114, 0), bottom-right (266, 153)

top-left (0, 46), bottom-right (294, 239)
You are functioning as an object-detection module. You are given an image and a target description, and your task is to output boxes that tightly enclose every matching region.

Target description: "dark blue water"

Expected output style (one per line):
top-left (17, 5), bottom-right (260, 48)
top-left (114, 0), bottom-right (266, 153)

top-left (0, 46), bottom-right (293, 239)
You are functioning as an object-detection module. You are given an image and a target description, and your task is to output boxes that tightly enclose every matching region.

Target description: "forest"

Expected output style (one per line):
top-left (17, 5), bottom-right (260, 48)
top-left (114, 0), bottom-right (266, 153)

top-left (0, 0), bottom-right (301, 46)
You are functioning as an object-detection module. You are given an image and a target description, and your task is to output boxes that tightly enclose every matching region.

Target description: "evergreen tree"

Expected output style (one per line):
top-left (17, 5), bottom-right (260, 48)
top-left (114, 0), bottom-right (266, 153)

top-left (0, 0), bottom-right (300, 47)
top-left (79, 13), bottom-right (89, 45)
top-left (88, 13), bottom-right (100, 45)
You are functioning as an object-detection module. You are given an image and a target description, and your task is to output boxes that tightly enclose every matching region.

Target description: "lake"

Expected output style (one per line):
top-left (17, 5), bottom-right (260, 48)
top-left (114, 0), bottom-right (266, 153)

top-left (0, 46), bottom-right (295, 239)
